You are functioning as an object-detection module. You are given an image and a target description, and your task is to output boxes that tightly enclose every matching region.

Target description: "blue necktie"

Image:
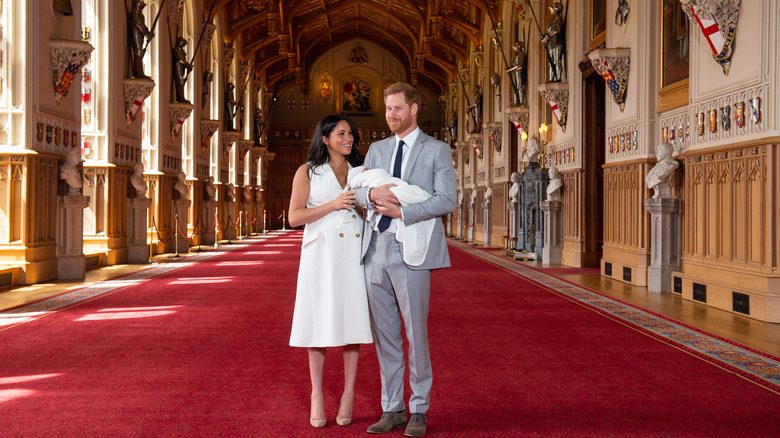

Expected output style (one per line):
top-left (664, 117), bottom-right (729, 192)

top-left (377, 140), bottom-right (404, 232)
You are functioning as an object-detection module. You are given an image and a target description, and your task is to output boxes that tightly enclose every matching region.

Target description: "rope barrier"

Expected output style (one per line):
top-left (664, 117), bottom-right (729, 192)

top-left (150, 216), bottom-right (177, 243)
top-left (175, 215), bottom-right (189, 239)
top-left (466, 213), bottom-right (476, 228)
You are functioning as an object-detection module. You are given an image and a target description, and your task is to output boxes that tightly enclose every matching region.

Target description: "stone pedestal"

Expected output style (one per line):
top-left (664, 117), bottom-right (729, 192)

top-left (241, 202), bottom-right (253, 237)
top-left (223, 201), bottom-right (237, 241)
top-left (645, 195), bottom-right (681, 292)
top-left (467, 202), bottom-right (475, 242)
top-left (457, 203), bottom-right (466, 239)
top-left (201, 200), bottom-right (218, 246)
top-left (541, 200), bottom-right (563, 265)
top-left (172, 199), bottom-right (191, 254)
top-left (127, 196), bottom-right (151, 263)
top-left (507, 200), bottom-right (518, 242)
top-left (57, 195), bottom-right (90, 279)
top-left (482, 201), bottom-right (491, 245)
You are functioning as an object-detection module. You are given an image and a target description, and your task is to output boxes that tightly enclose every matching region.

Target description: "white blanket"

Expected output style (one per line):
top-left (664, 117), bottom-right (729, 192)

top-left (349, 169), bottom-right (434, 266)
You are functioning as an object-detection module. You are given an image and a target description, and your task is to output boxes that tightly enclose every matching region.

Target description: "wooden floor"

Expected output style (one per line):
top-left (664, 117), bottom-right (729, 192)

top-left (2, 242), bottom-right (779, 358)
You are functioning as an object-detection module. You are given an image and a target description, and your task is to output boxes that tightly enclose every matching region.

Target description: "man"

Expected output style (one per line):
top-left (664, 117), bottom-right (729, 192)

top-left (354, 82), bottom-right (456, 437)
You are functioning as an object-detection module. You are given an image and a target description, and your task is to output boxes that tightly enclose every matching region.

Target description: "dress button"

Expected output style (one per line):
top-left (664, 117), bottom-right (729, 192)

top-left (339, 233), bottom-right (344, 237)
top-left (356, 233), bottom-right (360, 237)
top-left (353, 214), bottom-right (357, 219)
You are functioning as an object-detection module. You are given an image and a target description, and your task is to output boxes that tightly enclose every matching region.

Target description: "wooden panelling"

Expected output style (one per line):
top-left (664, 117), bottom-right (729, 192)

top-left (683, 145), bottom-right (775, 272)
top-left (601, 162), bottom-right (652, 284)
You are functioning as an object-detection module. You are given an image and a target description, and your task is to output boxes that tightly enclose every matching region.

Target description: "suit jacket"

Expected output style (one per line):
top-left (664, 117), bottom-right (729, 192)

top-left (355, 131), bottom-right (456, 270)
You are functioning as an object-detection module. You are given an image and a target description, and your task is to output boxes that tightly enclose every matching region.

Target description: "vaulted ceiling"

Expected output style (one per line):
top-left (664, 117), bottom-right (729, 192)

top-left (213, 0), bottom-right (502, 95)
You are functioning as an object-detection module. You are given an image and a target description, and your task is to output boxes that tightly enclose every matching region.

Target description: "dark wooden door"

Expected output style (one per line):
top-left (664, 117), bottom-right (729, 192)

top-left (582, 68), bottom-right (605, 267)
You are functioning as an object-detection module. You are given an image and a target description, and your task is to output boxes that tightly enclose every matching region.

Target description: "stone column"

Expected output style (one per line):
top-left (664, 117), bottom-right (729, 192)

top-left (171, 199), bottom-right (191, 254)
top-left (645, 194), bottom-right (680, 292)
top-left (541, 200), bottom-right (563, 265)
top-left (127, 196), bottom-right (152, 263)
top-left (57, 195), bottom-right (90, 279)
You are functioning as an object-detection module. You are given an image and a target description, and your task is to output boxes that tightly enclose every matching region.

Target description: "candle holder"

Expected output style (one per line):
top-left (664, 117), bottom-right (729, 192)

top-left (520, 130), bottom-right (528, 173)
top-left (538, 124), bottom-right (548, 169)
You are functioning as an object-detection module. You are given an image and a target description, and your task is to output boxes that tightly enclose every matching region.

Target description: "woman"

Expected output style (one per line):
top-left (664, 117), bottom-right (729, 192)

top-left (288, 114), bottom-right (372, 428)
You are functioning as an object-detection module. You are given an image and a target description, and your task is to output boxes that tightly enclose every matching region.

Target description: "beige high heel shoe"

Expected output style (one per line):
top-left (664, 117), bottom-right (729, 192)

top-left (336, 394), bottom-right (353, 426)
top-left (310, 418), bottom-right (326, 428)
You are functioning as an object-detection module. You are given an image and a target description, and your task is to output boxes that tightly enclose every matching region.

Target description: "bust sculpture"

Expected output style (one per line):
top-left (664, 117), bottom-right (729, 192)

top-left (508, 172), bottom-right (519, 202)
top-left (469, 183), bottom-right (478, 204)
top-left (546, 166), bottom-right (563, 201)
top-left (174, 171), bottom-right (187, 198)
top-left (60, 148), bottom-right (82, 195)
top-left (225, 183), bottom-right (235, 202)
top-left (130, 163), bottom-right (148, 197)
top-left (524, 137), bottom-right (540, 162)
top-left (645, 141), bottom-right (679, 198)
top-left (205, 176), bottom-right (216, 201)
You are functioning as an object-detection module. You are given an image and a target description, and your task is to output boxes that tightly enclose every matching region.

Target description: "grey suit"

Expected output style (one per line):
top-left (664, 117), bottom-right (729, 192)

top-left (355, 131), bottom-right (456, 415)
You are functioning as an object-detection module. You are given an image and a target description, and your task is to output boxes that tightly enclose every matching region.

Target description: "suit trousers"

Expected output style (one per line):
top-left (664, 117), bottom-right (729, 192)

top-left (365, 232), bottom-right (432, 415)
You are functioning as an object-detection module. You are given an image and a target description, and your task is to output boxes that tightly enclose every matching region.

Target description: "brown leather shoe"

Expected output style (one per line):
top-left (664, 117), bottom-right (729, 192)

top-left (404, 413), bottom-right (427, 437)
top-left (366, 411), bottom-right (407, 434)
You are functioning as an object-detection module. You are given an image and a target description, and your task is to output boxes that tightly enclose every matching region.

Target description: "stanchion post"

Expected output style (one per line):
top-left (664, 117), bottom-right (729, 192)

top-left (213, 212), bottom-right (219, 248)
top-left (263, 210), bottom-right (267, 233)
top-left (169, 215), bottom-right (182, 258)
top-left (238, 211), bottom-right (244, 240)
top-left (281, 211), bottom-right (288, 231)
top-left (148, 223), bottom-right (154, 264)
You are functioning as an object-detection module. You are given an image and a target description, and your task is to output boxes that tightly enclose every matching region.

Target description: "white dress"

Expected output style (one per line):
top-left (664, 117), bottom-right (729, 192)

top-left (289, 163), bottom-right (373, 347)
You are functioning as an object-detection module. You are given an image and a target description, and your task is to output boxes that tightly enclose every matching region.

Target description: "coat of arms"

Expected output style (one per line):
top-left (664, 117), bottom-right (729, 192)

top-left (734, 102), bottom-right (745, 128)
top-left (721, 106), bottom-right (730, 131)
top-left (708, 109), bottom-right (717, 133)
top-left (749, 97), bottom-right (761, 124)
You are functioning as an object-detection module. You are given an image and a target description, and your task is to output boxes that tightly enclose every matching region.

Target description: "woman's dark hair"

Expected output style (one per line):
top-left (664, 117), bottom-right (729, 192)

top-left (306, 114), bottom-right (363, 172)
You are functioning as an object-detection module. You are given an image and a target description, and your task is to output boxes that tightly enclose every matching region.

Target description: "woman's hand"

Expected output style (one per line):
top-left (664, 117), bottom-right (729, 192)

top-left (330, 190), bottom-right (357, 211)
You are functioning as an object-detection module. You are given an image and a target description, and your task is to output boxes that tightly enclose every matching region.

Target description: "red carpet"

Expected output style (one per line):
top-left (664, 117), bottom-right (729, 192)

top-left (1, 231), bottom-right (779, 437)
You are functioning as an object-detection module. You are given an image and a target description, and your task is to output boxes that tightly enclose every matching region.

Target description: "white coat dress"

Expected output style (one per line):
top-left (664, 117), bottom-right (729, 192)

top-left (289, 163), bottom-right (373, 347)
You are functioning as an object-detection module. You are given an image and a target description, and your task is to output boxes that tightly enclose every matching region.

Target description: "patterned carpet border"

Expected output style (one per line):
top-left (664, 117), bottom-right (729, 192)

top-left (0, 233), bottom-right (287, 330)
top-left (448, 239), bottom-right (780, 394)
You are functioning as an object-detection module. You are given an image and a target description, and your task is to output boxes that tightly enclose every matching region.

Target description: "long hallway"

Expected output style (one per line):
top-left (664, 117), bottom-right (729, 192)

top-left (1, 232), bottom-right (779, 437)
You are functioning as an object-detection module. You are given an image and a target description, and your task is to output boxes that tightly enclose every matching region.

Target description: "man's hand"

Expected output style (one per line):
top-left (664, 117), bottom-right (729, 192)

top-left (375, 199), bottom-right (402, 219)
top-left (369, 184), bottom-right (399, 206)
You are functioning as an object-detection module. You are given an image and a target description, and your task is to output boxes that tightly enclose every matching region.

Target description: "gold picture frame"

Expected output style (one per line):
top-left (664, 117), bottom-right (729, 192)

top-left (589, 0), bottom-right (607, 50)
top-left (658, 0), bottom-right (690, 112)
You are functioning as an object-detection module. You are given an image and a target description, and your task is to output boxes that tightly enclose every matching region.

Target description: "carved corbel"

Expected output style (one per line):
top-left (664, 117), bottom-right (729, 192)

top-left (238, 140), bottom-right (254, 162)
top-left (505, 107), bottom-right (530, 134)
top-left (588, 48), bottom-right (630, 112)
top-left (202, 23), bottom-right (217, 47)
top-left (224, 47), bottom-right (236, 69)
top-left (200, 120), bottom-right (220, 150)
top-left (470, 134), bottom-right (484, 160)
top-left (456, 141), bottom-right (470, 165)
top-left (681, 0), bottom-right (741, 75)
top-left (124, 78), bottom-right (156, 125)
top-left (169, 103), bottom-right (194, 140)
top-left (486, 123), bottom-right (502, 153)
top-left (222, 131), bottom-right (241, 156)
top-left (538, 83), bottom-right (569, 132)
top-left (50, 39), bottom-right (94, 104)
